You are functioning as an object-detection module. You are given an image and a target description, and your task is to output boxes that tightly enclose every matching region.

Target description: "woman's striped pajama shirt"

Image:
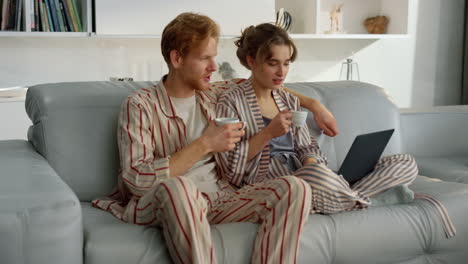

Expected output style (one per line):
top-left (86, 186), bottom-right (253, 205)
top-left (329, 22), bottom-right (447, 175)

top-left (215, 79), bottom-right (455, 238)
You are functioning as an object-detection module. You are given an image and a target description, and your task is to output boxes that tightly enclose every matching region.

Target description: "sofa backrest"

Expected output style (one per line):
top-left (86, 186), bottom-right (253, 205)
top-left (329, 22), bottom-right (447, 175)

top-left (26, 81), bottom-right (402, 201)
top-left (26, 82), bottom-right (156, 201)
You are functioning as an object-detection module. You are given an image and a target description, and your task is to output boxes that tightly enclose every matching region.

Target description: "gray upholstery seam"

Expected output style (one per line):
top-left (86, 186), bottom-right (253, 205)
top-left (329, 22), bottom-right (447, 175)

top-left (39, 105), bottom-right (122, 110)
top-left (135, 229), bottom-right (158, 264)
top-left (211, 225), bottom-right (226, 264)
top-left (39, 117), bottom-right (48, 158)
top-left (19, 210), bottom-right (28, 264)
top-left (327, 214), bottom-right (337, 264)
top-left (400, 112), bottom-right (468, 116)
top-left (413, 199), bottom-right (435, 252)
top-left (27, 200), bottom-right (77, 213)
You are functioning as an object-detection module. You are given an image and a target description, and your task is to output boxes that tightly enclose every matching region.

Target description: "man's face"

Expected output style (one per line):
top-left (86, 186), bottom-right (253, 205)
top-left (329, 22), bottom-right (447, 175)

top-left (178, 37), bottom-right (218, 91)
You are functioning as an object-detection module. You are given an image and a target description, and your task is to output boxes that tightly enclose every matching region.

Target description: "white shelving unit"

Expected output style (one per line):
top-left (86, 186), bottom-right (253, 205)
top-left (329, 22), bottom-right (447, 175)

top-left (276, 0), bottom-right (409, 38)
top-left (0, 0), bottom-right (410, 39)
top-left (0, 0), bottom-right (92, 37)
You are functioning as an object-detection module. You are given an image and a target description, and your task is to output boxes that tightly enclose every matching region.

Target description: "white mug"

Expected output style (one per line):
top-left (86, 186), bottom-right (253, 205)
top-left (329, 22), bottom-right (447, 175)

top-left (214, 117), bottom-right (246, 129)
top-left (291, 111), bottom-right (308, 127)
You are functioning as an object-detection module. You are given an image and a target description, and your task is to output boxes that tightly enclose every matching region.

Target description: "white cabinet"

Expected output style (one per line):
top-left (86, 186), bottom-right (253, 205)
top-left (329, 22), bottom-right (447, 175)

top-left (94, 0), bottom-right (275, 36)
top-left (200, 0), bottom-right (275, 36)
top-left (276, 0), bottom-right (409, 38)
top-left (94, 0), bottom-right (198, 36)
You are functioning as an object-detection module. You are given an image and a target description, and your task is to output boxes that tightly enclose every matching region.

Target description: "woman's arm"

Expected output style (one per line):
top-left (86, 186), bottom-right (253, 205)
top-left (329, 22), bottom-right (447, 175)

top-left (215, 94), bottom-right (252, 187)
top-left (284, 87), bottom-right (339, 137)
top-left (210, 80), bottom-right (338, 137)
top-left (287, 95), bottom-right (329, 166)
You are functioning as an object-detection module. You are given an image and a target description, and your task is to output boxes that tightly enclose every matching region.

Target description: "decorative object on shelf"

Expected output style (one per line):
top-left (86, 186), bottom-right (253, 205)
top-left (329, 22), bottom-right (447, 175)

top-left (218, 62), bottom-right (237, 80)
top-left (364, 16), bottom-right (389, 34)
top-left (109, 77), bottom-right (134, 82)
top-left (339, 57), bottom-right (360, 81)
top-left (275, 8), bottom-right (292, 32)
top-left (325, 3), bottom-right (345, 34)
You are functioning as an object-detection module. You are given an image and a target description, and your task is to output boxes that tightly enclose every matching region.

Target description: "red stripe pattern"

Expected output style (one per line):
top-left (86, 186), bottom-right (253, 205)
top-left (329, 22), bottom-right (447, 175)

top-left (92, 78), bottom-right (312, 263)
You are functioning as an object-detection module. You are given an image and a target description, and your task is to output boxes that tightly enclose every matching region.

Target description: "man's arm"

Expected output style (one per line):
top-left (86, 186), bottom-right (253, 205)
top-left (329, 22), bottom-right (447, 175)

top-left (118, 97), bottom-right (172, 197)
top-left (119, 96), bottom-right (243, 197)
top-left (283, 87), bottom-right (339, 137)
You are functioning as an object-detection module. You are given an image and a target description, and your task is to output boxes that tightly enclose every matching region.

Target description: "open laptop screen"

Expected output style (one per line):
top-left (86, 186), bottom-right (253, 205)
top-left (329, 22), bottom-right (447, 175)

top-left (337, 129), bottom-right (395, 185)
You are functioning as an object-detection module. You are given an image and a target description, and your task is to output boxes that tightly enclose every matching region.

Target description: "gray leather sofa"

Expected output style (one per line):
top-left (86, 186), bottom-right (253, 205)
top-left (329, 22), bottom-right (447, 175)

top-left (1, 81), bottom-right (467, 264)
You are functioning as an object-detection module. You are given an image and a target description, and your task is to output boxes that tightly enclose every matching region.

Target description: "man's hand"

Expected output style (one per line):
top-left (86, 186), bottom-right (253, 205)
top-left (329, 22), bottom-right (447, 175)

top-left (264, 110), bottom-right (292, 138)
top-left (202, 121), bottom-right (245, 152)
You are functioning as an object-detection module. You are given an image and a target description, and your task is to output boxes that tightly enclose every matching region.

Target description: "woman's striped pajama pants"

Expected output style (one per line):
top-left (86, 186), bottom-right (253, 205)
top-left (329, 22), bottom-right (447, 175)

top-left (293, 154), bottom-right (456, 238)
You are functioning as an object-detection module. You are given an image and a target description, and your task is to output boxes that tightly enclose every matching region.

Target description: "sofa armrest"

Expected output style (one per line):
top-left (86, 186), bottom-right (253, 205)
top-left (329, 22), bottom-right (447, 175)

top-left (400, 106), bottom-right (468, 182)
top-left (0, 140), bottom-right (83, 264)
top-left (400, 105), bottom-right (468, 157)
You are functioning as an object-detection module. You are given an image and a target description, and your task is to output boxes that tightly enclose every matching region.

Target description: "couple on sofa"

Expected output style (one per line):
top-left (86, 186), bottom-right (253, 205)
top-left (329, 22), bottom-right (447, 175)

top-left (92, 12), bottom-right (454, 264)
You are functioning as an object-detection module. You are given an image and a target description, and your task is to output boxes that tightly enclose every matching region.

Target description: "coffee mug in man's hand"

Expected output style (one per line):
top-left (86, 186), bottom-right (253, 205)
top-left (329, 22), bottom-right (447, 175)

top-left (214, 117), bottom-right (246, 129)
top-left (291, 111), bottom-right (308, 127)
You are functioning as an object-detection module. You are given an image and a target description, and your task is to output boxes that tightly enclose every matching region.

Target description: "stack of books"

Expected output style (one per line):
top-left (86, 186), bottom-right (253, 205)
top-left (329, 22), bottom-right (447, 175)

top-left (0, 0), bottom-right (83, 32)
top-left (0, 0), bottom-right (24, 31)
top-left (31, 0), bottom-right (83, 32)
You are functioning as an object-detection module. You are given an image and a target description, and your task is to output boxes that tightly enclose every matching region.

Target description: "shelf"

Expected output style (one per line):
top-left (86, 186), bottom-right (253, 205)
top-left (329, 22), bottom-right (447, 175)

top-left (0, 31), bottom-right (89, 37)
top-left (288, 33), bottom-right (409, 39)
top-left (88, 33), bottom-right (408, 40)
top-left (0, 0), bottom-right (410, 40)
top-left (92, 34), bottom-right (241, 39)
top-left (0, 31), bottom-right (408, 40)
top-left (276, 0), bottom-right (409, 35)
top-left (90, 34), bottom-right (162, 38)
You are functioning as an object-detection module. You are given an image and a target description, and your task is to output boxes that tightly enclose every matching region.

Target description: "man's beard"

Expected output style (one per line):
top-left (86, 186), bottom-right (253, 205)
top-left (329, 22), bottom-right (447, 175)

top-left (186, 76), bottom-right (209, 92)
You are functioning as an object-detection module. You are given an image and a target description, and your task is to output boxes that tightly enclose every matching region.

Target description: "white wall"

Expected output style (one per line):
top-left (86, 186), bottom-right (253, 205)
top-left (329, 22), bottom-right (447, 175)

top-left (411, 0), bottom-right (465, 107)
top-left (0, 0), bottom-right (465, 139)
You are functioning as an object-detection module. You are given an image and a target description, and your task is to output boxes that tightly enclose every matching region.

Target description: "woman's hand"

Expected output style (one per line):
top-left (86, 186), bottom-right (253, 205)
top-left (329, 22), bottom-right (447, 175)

top-left (303, 157), bottom-right (318, 166)
top-left (264, 110), bottom-right (292, 138)
top-left (282, 87), bottom-right (339, 137)
top-left (313, 103), bottom-right (339, 137)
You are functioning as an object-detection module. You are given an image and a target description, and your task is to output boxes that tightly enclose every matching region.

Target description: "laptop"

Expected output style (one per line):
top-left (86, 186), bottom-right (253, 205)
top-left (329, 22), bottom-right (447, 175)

top-left (337, 129), bottom-right (395, 185)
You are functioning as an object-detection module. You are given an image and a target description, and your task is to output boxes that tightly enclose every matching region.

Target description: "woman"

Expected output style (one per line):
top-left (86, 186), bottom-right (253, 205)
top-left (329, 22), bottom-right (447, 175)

top-left (214, 23), bottom-right (455, 237)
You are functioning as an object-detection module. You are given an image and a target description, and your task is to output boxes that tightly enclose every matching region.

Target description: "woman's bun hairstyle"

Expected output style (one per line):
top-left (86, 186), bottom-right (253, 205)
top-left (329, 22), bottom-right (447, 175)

top-left (235, 23), bottom-right (297, 70)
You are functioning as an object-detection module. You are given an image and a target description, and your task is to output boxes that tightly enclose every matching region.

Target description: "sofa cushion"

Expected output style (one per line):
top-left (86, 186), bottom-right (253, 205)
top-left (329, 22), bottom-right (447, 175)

top-left (81, 202), bottom-right (335, 264)
top-left (416, 156), bottom-right (468, 184)
top-left (0, 140), bottom-right (82, 264)
top-left (82, 175), bottom-right (468, 264)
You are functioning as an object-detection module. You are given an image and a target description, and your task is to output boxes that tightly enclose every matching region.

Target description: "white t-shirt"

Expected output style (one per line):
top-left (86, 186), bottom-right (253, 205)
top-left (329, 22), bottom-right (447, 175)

top-left (170, 95), bottom-right (220, 193)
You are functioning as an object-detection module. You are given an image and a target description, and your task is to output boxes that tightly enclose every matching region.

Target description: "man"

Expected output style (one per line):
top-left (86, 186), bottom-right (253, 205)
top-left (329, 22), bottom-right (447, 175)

top-left (92, 13), bottom-right (338, 264)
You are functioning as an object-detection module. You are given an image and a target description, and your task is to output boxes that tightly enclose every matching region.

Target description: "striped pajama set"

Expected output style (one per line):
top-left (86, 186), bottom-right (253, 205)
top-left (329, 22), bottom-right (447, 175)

top-left (215, 78), bottom-right (455, 238)
top-left (92, 77), bottom-right (312, 264)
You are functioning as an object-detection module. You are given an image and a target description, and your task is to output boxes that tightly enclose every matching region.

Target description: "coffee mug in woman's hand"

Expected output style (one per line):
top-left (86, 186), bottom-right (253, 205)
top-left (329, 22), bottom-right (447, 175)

top-left (291, 111), bottom-right (308, 127)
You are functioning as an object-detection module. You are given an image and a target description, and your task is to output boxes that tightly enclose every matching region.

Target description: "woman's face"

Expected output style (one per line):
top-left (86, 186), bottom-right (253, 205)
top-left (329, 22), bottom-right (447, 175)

top-left (250, 44), bottom-right (292, 90)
